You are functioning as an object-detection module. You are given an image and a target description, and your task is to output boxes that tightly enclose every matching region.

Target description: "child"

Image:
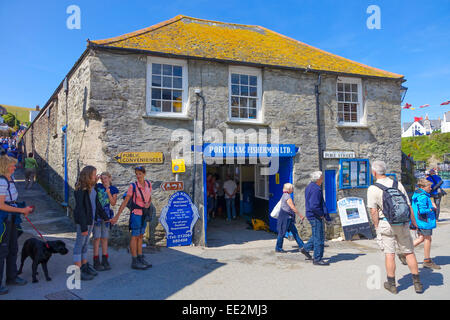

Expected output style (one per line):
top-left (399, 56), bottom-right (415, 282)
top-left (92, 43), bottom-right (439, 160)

top-left (92, 172), bottom-right (118, 271)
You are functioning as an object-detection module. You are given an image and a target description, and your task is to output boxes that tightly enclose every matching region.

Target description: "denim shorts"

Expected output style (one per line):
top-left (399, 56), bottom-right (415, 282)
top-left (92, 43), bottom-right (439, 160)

top-left (93, 221), bottom-right (110, 239)
top-left (129, 213), bottom-right (146, 237)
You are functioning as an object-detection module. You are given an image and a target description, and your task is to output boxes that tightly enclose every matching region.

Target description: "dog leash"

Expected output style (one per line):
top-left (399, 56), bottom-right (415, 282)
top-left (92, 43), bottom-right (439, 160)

top-left (24, 215), bottom-right (50, 249)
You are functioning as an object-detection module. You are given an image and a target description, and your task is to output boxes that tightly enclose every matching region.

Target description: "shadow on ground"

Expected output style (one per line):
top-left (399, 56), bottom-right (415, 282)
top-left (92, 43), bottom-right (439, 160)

top-left (397, 268), bottom-right (444, 293)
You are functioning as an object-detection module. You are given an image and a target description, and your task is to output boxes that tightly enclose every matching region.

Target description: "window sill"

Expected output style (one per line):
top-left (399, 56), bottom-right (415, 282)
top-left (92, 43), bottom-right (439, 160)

top-left (143, 113), bottom-right (193, 121)
top-left (336, 123), bottom-right (369, 129)
top-left (226, 119), bottom-right (270, 127)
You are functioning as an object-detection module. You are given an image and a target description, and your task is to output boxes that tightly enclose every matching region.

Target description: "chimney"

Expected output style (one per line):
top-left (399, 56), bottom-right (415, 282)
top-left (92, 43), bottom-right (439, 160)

top-left (35, 105), bottom-right (40, 111)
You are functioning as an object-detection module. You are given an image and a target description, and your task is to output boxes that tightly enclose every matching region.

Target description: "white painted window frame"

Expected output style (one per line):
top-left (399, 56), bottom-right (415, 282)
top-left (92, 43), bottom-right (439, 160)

top-left (255, 164), bottom-right (269, 200)
top-left (228, 65), bottom-right (263, 124)
top-left (146, 56), bottom-right (189, 117)
top-left (336, 77), bottom-right (365, 126)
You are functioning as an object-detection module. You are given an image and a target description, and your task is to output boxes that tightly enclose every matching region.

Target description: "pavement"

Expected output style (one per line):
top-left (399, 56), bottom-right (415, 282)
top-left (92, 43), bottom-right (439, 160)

top-left (1, 170), bottom-right (449, 300)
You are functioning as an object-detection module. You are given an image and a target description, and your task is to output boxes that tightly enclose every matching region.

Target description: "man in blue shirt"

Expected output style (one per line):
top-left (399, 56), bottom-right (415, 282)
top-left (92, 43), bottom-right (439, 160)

top-left (303, 171), bottom-right (332, 265)
top-left (426, 169), bottom-right (444, 221)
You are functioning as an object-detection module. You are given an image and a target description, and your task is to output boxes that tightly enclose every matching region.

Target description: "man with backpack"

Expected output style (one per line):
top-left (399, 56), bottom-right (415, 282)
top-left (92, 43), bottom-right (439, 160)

top-left (367, 160), bottom-right (423, 294)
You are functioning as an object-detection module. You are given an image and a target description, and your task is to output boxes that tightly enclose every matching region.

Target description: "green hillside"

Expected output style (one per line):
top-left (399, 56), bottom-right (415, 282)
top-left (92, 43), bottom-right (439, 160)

top-left (0, 104), bottom-right (34, 123)
top-left (402, 132), bottom-right (450, 163)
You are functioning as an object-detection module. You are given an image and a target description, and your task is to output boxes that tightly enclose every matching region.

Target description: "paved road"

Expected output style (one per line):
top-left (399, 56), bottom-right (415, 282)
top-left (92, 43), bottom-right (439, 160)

top-left (1, 172), bottom-right (449, 300)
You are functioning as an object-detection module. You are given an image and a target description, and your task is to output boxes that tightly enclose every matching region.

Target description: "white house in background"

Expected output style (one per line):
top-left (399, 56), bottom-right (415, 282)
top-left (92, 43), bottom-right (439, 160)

top-left (402, 114), bottom-right (441, 137)
top-left (442, 111), bottom-right (450, 133)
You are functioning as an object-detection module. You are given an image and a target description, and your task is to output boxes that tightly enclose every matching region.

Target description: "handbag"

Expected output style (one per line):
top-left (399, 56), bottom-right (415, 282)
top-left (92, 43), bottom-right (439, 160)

top-left (270, 199), bottom-right (282, 219)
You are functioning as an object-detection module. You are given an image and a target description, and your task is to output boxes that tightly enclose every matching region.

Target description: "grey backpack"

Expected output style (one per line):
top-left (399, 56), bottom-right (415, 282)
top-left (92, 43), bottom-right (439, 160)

top-left (374, 180), bottom-right (410, 224)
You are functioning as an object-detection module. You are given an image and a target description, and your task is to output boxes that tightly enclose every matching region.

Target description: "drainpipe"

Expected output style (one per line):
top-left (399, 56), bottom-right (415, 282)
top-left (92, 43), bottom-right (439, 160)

top-left (62, 77), bottom-right (69, 216)
top-left (315, 74), bottom-right (323, 171)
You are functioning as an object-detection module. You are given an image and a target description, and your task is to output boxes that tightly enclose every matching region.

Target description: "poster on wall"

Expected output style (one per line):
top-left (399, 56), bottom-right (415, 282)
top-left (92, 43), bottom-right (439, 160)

top-left (337, 197), bottom-right (374, 240)
top-left (159, 191), bottom-right (200, 247)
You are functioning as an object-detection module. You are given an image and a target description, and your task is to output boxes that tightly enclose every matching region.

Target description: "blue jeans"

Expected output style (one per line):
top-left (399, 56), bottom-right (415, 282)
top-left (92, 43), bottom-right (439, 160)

top-left (226, 198), bottom-right (236, 220)
top-left (304, 218), bottom-right (324, 261)
top-left (73, 224), bottom-right (94, 263)
top-left (276, 218), bottom-right (305, 251)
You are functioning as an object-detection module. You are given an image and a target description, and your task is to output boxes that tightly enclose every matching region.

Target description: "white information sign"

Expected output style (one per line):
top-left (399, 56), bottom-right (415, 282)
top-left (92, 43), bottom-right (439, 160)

top-left (337, 197), bottom-right (369, 227)
top-left (323, 151), bottom-right (356, 159)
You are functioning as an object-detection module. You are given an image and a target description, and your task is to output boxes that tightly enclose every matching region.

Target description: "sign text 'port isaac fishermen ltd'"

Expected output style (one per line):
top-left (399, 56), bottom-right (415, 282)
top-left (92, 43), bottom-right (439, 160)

top-left (114, 152), bottom-right (164, 164)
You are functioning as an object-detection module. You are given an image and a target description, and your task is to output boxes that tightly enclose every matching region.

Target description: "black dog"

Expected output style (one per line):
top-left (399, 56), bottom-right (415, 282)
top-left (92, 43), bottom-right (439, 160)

top-left (18, 238), bottom-right (69, 283)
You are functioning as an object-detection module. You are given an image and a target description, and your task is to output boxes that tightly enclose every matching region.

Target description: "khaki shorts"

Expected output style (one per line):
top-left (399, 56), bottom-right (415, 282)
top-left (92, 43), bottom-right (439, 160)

top-left (376, 219), bottom-right (414, 254)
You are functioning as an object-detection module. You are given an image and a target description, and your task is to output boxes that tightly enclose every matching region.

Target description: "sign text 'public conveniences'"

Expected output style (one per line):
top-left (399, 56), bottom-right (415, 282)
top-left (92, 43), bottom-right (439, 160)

top-left (114, 152), bottom-right (164, 164)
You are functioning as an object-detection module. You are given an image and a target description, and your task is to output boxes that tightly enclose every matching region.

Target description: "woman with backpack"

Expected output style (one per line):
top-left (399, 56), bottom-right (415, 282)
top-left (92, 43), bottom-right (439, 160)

top-left (411, 178), bottom-right (440, 270)
top-left (111, 166), bottom-right (152, 270)
top-left (73, 166), bottom-right (111, 281)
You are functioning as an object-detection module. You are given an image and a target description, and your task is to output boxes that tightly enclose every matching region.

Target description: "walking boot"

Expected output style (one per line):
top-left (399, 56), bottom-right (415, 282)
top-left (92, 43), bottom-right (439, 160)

top-left (102, 254), bottom-right (111, 270)
top-left (131, 257), bottom-right (147, 270)
top-left (138, 255), bottom-right (152, 269)
top-left (412, 274), bottom-right (423, 294)
top-left (84, 263), bottom-right (98, 276)
top-left (384, 277), bottom-right (398, 294)
top-left (423, 259), bottom-right (441, 270)
top-left (80, 264), bottom-right (95, 281)
top-left (0, 286), bottom-right (8, 295)
top-left (300, 248), bottom-right (313, 260)
top-left (93, 256), bottom-right (105, 271)
top-left (397, 254), bottom-right (407, 266)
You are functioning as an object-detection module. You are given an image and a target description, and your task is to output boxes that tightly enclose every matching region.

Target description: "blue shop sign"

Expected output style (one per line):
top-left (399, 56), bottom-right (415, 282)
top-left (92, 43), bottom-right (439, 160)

top-left (159, 191), bottom-right (200, 247)
top-left (200, 143), bottom-right (298, 158)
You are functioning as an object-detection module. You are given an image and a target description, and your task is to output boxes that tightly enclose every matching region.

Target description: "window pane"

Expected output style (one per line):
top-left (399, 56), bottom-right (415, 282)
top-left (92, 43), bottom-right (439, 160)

top-left (350, 104), bottom-right (357, 113)
top-left (352, 93), bottom-right (358, 102)
top-left (240, 74), bottom-right (248, 85)
top-left (351, 84), bottom-right (357, 92)
top-left (163, 64), bottom-right (172, 76)
top-left (344, 83), bottom-right (351, 92)
top-left (344, 113), bottom-right (350, 122)
top-left (152, 75), bottom-right (161, 87)
top-left (173, 66), bottom-right (182, 77)
top-left (343, 104), bottom-right (350, 112)
top-left (231, 107), bottom-right (239, 117)
top-left (163, 76), bottom-right (172, 87)
top-left (350, 113), bottom-right (357, 122)
top-left (240, 97), bottom-right (248, 107)
top-left (240, 108), bottom-right (248, 118)
top-left (152, 64), bottom-right (161, 75)
top-left (151, 100), bottom-right (161, 112)
top-left (231, 97), bottom-right (239, 106)
top-left (173, 90), bottom-right (182, 101)
top-left (152, 88), bottom-right (161, 99)
top-left (249, 108), bottom-right (257, 119)
top-left (337, 83), bottom-right (344, 92)
top-left (249, 76), bottom-right (257, 86)
top-left (249, 86), bottom-right (257, 97)
top-left (338, 114), bottom-right (344, 122)
top-left (345, 93), bottom-right (351, 102)
top-left (173, 101), bottom-right (182, 113)
top-left (231, 74), bottom-right (240, 84)
top-left (162, 101), bottom-right (171, 112)
top-left (173, 77), bottom-right (182, 89)
top-left (240, 85), bottom-right (249, 96)
top-left (231, 85), bottom-right (239, 96)
top-left (249, 98), bottom-right (257, 108)
top-left (337, 93), bottom-right (344, 102)
top-left (162, 89), bottom-right (171, 100)
top-left (338, 103), bottom-right (344, 112)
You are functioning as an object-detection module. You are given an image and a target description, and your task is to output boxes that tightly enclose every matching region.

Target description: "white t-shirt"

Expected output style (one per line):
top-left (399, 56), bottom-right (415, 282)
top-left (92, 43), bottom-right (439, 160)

top-left (223, 180), bottom-right (237, 199)
top-left (367, 177), bottom-right (410, 219)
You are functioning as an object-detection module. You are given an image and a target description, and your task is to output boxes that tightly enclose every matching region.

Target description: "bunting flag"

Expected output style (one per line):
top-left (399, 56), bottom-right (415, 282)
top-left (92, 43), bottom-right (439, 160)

top-left (410, 107), bottom-right (416, 110)
top-left (414, 116), bottom-right (423, 122)
top-left (419, 104), bottom-right (430, 108)
top-left (403, 103), bottom-right (412, 109)
top-left (441, 100), bottom-right (450, 105)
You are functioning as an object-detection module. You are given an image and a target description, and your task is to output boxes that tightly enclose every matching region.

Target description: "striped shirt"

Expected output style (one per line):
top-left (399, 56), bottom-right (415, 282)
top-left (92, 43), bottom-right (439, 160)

top-left (0, 177), bottom-right (18, 202)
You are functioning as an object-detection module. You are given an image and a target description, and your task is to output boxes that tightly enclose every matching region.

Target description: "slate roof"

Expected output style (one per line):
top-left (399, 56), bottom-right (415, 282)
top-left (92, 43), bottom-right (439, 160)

top-left (89, 15), bottom-right (403, 80)
top-left (402, 119), bottom-right (441, 132)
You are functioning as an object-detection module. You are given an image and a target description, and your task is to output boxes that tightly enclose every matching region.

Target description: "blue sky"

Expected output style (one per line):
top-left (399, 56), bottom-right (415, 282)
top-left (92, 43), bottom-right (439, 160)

top-left (0, 0), bottom-right (449, 123)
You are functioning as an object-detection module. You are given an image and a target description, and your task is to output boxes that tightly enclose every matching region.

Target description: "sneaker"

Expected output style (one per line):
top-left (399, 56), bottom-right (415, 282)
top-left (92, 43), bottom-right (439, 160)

top-left (102, 255), bottom-right (111, 270)
top-left (384, 281), bottom-right (398, 294)
top-left (313, 260), bottom-right (330, 266)
top-left (138, 255), bottom-right (152, 269)
top-left (300, 248), bottom-right (313, 260)
top-left (275, 249), bottom-right (287, 253)
top-left (93, 257), bottom-right (106, 271)
top-left (84, 263), bottom-right (98, 276)
top-left (0, 286), bottom-right (8, 295)
top-left (397, 254), bottom-right (407, 265)
top-left (6, 276), bottom-right (27, 286)
top-left (131, 257), bottom-right (147, 270)
top-left (423, 259), bottom-right (441, 270)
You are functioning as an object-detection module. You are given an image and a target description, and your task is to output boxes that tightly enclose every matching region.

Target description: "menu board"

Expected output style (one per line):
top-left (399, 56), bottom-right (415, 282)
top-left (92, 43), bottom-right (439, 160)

top-left (339, 159), bottom-right (369, 189)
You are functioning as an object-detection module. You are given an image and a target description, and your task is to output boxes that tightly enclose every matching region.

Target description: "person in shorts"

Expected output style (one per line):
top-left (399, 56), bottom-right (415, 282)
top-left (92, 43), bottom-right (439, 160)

top-left (412, 178), bottom-right (440, 269)
top-left (111, 166), bottom-right (152, 270)
top-left (92, 172), bottom-right (118, 271)
top-left (367, 160), bottom-right (423, 294)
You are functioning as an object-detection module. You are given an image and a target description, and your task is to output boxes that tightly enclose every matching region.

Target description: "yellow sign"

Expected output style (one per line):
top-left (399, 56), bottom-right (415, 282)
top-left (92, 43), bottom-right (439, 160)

top-left (114, 152), bottom-right (163, 164)
top-left (276, 173), bottom-right (280, 184)
top-left (172, 159), bottom-right (186, 173)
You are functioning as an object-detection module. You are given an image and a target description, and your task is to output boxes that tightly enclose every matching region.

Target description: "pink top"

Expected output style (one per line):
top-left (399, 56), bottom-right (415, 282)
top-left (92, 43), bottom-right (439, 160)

top-left (127, 180), bottom-right (152, 216)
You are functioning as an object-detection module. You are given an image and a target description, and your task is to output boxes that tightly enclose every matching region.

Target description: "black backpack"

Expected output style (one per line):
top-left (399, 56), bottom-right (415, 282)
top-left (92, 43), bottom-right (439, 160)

top-left (374, 180), bottom-right (410, 224)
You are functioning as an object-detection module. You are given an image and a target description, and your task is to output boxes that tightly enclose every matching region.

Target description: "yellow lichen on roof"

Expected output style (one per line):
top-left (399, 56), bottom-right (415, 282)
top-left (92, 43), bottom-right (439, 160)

top-left (90, 15), bottom-right (403, 79)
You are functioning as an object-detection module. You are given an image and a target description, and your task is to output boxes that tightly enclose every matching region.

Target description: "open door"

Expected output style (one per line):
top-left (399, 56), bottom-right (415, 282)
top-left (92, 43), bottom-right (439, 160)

top-left (268, 157), bottom-right (293, 232)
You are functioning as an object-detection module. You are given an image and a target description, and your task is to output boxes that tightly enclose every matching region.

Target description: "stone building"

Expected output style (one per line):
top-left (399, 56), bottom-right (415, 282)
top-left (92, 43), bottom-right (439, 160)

top-left (21, 15), bottom-right (405, 246)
